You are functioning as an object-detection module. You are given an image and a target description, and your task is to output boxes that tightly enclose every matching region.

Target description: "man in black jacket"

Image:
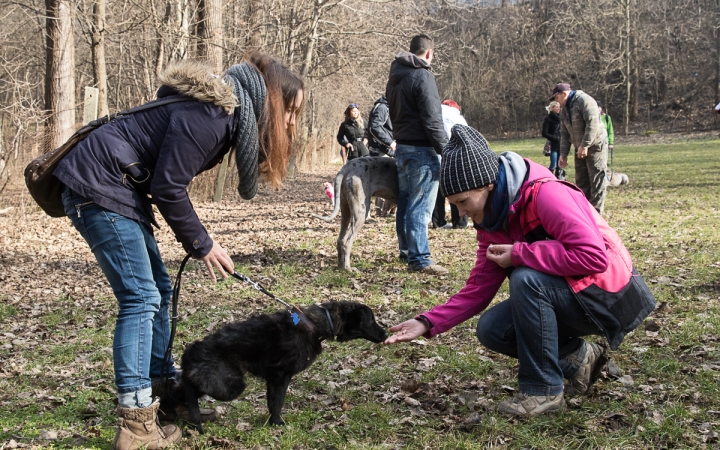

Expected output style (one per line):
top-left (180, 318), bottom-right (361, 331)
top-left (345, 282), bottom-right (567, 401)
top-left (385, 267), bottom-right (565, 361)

top-left (367, 96), bottom-right (395, 157)
top-left (385, 34), bottom-right (448, 275)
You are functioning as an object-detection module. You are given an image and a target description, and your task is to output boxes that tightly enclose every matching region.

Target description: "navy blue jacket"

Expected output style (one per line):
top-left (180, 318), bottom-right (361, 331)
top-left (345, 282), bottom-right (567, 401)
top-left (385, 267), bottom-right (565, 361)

top-left (54, 88), bottom-right (235, 258)
top-left (385, 52), bottom-right (447, 154)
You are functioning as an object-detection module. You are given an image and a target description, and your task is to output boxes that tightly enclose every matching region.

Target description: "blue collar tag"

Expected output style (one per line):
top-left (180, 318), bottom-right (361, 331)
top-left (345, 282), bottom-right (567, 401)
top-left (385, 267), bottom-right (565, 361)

top-left (291, 312), bottom-right (301, 326)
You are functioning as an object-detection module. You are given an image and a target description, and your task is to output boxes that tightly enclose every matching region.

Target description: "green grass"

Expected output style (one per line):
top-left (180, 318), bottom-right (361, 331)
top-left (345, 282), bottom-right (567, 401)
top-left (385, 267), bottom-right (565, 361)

top-left (2, 136), bottom-right (720, 448)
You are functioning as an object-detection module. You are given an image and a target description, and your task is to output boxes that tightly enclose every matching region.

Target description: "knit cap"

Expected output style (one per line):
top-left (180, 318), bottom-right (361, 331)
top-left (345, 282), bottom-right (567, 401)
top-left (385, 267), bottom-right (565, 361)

top-left (440, 124), bottom-right (499, 197)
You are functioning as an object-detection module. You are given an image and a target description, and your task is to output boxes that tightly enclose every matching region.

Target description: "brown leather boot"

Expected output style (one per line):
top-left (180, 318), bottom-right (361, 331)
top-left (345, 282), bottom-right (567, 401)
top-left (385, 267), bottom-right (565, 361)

top-left (112, 399), bottom-right (181, 450)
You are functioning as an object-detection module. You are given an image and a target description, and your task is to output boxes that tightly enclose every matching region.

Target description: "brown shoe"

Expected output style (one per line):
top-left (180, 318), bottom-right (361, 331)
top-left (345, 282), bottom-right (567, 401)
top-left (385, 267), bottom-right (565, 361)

top-left (564, 341), bottom-right (607, 396)
top-left (152, 377), bottom-right (219, 423)
top-left (112, 399), bottom-right (181, 450)
top-left (410, 264), bottom-right (448, 275)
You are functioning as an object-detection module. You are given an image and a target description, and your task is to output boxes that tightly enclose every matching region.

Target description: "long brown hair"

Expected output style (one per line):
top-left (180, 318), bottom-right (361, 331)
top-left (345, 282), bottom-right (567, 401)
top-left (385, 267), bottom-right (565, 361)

top-left (343, 104), bottom-right (364, 129)
top-left (246, 52), bottom-right (305, 188)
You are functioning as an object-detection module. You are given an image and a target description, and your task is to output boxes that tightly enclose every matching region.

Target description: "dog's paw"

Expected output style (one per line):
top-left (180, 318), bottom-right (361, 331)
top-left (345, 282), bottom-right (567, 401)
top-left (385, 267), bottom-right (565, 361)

top-left (269, 417), bottom-right (285, 426)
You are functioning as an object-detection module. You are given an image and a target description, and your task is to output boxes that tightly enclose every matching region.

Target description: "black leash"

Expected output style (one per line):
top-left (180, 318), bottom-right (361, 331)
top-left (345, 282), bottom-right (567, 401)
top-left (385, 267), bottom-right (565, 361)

top-left (606, 145), bottom-right (615, 181)
top-left (162, 253), bottom-right (192, 380)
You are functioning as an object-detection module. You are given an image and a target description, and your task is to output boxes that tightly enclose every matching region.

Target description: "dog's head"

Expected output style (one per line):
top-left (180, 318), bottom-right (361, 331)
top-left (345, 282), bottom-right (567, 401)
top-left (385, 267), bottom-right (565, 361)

top-left (323, 301), bottom-right (387, 343)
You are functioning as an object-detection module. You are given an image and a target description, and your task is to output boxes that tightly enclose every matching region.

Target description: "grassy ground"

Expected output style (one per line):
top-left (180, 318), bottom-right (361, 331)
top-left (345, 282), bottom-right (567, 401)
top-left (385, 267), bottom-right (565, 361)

top-left (1, 135), bottom-right (720, 449)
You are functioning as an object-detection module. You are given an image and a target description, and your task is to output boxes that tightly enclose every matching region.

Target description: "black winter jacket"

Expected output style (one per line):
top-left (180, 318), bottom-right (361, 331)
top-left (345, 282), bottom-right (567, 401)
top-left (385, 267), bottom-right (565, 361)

top-left (367, 96), bottom-right (394, 155)
top-left (385, 52), bottom-right (447, 154)
top-left (542, 112), bottom-right (561, 153)
top-left (336, 119), bottom-right (369, 159)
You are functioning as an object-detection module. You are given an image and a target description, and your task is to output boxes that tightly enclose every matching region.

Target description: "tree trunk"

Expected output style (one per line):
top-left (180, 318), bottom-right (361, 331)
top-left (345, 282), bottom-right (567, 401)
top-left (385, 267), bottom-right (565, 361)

top-left (45, 0), bottom-right (76, 150)
top-left (198, 0), bottom-right (228, 202)
top-left (246, 0), bottom-right (263, 49)
top-left (716, 0), bottom-right (720, 105)
top-left (175, 0), bottom-right (190, 60)
top-left (155, 1), bottom-right (173, 78)
top-left (623, 0), bottom-right (631, 136)
top-left (91, 0), bottom-right (108, 118)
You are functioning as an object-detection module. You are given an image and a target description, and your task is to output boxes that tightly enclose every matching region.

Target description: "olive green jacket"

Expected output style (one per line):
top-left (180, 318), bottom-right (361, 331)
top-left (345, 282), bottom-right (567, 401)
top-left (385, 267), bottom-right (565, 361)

top-left (559, 90), bottom-right (608, 158)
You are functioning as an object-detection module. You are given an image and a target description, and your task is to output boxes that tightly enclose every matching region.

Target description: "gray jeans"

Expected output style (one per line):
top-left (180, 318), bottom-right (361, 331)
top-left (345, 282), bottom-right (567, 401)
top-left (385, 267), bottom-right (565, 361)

top-left (574, 142), bottom-right (608, 214)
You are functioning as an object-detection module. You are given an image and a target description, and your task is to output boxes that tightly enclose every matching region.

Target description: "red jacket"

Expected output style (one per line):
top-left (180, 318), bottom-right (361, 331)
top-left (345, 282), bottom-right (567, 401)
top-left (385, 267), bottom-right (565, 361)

top-left (422, 159), bottom-right (655, 349)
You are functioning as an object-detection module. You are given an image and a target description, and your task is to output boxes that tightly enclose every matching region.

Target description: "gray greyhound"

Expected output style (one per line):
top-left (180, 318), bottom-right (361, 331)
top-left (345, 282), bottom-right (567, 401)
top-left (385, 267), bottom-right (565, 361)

top-left (312, 157), bottom-right (399, 271)
top-left (607, 171), bottom-right (629, 187)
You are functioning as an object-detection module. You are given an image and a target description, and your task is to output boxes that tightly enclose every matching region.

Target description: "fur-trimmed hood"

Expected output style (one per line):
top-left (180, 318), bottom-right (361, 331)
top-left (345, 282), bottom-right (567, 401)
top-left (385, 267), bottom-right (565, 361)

top-left (157, 60), bottom-right (237, 114)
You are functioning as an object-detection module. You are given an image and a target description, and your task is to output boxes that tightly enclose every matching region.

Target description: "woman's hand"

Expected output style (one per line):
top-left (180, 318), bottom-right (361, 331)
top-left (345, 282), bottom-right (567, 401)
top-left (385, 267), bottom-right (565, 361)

top-left (346, 143), bottom-right (354, 150)
top-left (486, 243), bottom-right (513, 268)
top-left (384, 319), bottom-right (429, 344)
top-left (200, 241), bottom-right (235, 281)
top-left (559, 155), bottom-right (568, 168)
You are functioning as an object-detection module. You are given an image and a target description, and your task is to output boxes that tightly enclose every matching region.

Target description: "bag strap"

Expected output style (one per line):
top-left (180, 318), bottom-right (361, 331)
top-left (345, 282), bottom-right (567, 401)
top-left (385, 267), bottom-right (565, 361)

top-left (87, 95), bottom-right (192, 127)
top-left (519, 176), bottom-right (582, 237)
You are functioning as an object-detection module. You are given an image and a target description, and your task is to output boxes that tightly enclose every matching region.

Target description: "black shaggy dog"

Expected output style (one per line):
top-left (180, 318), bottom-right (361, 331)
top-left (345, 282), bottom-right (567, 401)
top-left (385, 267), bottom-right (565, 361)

top-left (167, 301), bottom-right (387, 432)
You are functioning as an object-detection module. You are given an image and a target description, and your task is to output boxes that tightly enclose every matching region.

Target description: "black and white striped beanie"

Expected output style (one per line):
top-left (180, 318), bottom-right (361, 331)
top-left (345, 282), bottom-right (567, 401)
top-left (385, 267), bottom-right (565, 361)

top-left (440, 124), bottom-right (499, 197)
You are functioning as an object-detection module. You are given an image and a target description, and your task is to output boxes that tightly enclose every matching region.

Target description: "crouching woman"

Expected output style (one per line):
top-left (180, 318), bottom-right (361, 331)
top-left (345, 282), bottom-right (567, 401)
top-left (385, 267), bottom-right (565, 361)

top-left (385, 125), bottom-right (655, 417)
top-left (53, 53), bottom-right (304, 449)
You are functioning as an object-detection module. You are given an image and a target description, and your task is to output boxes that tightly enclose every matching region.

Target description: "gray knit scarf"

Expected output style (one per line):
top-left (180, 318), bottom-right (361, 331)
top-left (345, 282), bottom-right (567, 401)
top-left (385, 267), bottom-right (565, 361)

top-left (224, 63), bottom-right (267, 200)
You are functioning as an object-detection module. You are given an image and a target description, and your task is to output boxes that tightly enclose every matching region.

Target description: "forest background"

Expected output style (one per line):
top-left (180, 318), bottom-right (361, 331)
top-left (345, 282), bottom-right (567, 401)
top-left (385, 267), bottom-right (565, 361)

top-left (1, 0), bottom-right (719, 197)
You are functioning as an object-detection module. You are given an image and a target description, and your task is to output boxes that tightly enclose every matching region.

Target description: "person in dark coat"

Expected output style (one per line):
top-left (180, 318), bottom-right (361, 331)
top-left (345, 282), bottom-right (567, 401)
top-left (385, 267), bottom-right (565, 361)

top-left (367, 96), bottom-right (396, 157)
top-left (336, 103), bottom-right (369, 161)
top-left (386, 34), bottom-right (448, 275)
top-left (53, 53), bottom-right (304, 449)
top-left (542, 100), bottom-right (563, 179)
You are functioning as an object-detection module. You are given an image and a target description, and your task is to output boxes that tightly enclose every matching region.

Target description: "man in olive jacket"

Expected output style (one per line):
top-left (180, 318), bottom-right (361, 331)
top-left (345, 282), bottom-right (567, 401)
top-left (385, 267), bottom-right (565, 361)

top-left (385, 34), bottom-right (448, 274)
top-left (554, 83), bottom-right (609, 214)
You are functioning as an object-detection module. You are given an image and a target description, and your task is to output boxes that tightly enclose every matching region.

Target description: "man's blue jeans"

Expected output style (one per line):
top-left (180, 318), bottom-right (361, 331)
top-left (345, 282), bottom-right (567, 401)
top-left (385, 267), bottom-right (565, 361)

top-left (395, 144), bottom-right (440, 270)
top-left (62, 188), bottom-right (176, 408)
top-left (476, 267), bottom-right (602, 396)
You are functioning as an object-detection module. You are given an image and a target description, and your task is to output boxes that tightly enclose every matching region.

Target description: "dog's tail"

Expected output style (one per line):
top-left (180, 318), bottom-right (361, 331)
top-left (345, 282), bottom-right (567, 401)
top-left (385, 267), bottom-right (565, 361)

top-left (184, 381), bottom-right (205, 434)
top-left (311, 170), bottom-right (344, 221)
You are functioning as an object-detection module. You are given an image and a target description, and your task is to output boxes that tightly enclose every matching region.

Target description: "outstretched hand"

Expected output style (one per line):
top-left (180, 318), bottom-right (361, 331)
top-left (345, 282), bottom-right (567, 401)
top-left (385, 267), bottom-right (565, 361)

top-left (200, 241), bottom-right (234, 281)
top-left (384, 319), bottom-right (429, 344)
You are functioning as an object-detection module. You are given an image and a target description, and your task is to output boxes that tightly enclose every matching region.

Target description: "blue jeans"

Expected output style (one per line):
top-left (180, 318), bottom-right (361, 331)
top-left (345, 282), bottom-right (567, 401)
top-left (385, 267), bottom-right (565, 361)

top-left (549, 150), bottom-right (559, 171)
top-left (62, 188), bottom-right (176, 407)
top-left (395, 144), bottom-right (440, 269)
top-left (476, 267), bottom-right (601, 396)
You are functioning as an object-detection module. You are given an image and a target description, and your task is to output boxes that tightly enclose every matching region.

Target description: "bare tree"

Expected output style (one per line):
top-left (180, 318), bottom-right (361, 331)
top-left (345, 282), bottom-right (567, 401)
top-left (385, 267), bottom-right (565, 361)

top-left (45, 0), bottom-right (76, 149)
top-left (91, 0), bottom-right (108, 117)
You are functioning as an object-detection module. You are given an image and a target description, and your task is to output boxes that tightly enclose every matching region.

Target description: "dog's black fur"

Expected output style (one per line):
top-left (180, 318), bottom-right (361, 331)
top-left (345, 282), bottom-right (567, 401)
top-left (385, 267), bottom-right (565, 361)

top-left (164, 301), bottom-right (387, 432)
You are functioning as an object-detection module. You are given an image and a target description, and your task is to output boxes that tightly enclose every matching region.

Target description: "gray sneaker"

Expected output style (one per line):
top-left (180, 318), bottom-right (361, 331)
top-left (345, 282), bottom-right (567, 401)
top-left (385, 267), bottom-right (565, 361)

top-left (410, 264), bottom-right (448, 275)
top-left (564, 341), bottom-right (607, 396)
top-left (498, 393), bottom-right (565, 417)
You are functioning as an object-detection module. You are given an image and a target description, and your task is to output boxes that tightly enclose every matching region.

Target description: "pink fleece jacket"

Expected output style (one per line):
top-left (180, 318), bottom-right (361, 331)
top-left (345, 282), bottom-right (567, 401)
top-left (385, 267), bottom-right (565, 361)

top-left (422, 159), bottom-right (622, 337)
